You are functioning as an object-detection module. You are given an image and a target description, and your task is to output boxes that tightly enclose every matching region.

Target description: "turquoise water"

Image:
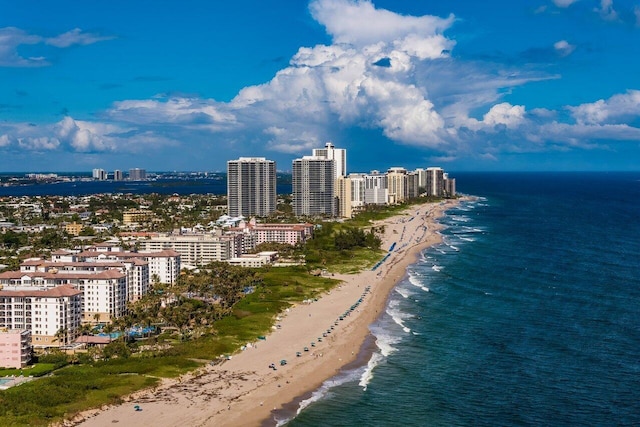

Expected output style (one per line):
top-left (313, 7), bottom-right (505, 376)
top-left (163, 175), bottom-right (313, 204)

top-left (281, 172), bottom-right (640, 426)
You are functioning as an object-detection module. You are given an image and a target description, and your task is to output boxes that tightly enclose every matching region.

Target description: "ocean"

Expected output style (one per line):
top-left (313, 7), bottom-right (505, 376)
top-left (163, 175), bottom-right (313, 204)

top-left (281, 172), bottom-right (640, 426)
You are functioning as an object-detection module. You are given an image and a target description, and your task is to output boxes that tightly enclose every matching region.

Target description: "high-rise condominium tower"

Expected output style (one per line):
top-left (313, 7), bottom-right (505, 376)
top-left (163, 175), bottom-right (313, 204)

top-left (292, 156), bottom-right (335, 216)
top-left (426, 167), bottom-right (444, 197)
top-left (227, 157), bottom-right (277, 217)
top-left (129, 168), bottom-right (147, 181)
top-left (92, 169), bottom-right (106, 180)
top-left (312, 142), bottom-right (346, 179)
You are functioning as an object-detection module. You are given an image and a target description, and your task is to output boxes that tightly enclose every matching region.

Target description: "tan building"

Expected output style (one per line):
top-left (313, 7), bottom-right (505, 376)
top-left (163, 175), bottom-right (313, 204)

top-left (335, 176), bottom-right (353, 218)
top-left (387, 167), bottom-right (408, 203)
top-left (137, 233), bottom-right (231, 266)
top-left (122, 209), bottom-right (153, 225)
top-left (64, 222), bottom-right (84, 236)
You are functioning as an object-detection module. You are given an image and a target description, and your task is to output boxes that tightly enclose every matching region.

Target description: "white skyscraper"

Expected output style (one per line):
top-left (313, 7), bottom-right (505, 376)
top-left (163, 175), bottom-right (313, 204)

top-left (312, 142), bottom-right (346, 179)
top-left (92, 169), bottom-right (106, 180)
top-left (227, 157), bottom-right (277, 217)
top-left (292, 156), bottom-right (335, 216)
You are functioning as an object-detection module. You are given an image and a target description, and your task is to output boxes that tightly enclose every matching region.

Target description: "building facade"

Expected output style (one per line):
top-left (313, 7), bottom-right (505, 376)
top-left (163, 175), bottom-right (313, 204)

top-left (444, 173), bottom-right (456, 197)
top-left (292, 156), bottom-right (335, 216)
top-left (387, 167), bottom-right (408, 204)
top-left (364, 171), bottom-right (388, 205)
top-left (312, 142), bottom-right (347, 179)
top-left (137, 234), bottom-right (231, 266)
top-left (335, 176), bottom-right (352, 218)
top-left (0, 286), bottom-right (82, 348)
top-left (426, 167), bottom-right (444, 197)
top-left (0, 329), bottom-right (31, 368)
top-left (92, 169), bottom-right (107, 180)
top-left (227, 157), bottom-right (277, 217)
top-left (128, 168), bottom-right (147, 181)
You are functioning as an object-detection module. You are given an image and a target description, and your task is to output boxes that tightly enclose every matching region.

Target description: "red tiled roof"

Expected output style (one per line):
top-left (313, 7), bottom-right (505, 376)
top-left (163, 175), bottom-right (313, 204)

top-left (0, 285), bottom-right (82, 298)
top-left (0, 269), bottom-right (125, 280)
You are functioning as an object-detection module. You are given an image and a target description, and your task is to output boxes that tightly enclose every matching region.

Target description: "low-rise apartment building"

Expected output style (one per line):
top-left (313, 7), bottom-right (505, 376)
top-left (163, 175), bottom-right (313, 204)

top-left (137, 234), bottom-right (231, 266)
top-left (0, 329), bottom-right (31, 368)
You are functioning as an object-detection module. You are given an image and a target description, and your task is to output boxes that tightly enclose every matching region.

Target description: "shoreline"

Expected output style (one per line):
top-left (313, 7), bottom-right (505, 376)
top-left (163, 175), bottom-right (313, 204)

top-left (74, 198), bottom-right (461, 427)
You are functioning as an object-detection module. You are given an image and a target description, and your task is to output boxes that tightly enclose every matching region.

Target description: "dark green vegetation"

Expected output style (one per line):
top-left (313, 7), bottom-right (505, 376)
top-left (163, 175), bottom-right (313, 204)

top-left (0, 265), bottom-right (338, 426)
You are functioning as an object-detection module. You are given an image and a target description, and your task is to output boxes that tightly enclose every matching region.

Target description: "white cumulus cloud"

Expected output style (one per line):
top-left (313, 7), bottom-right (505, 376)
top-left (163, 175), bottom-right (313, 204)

top-left (568, 90), bottom-right (640, 124)
top-left (554, 40), bottom-right (576, 57)
top-left (309, 0), bottom-right (455, 51)
top-left (483, 103), bottom-right (527, 127)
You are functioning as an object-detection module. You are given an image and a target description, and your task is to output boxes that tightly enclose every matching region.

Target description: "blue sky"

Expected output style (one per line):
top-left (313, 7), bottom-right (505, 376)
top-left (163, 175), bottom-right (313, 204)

top-left (1, 0), bottom-right (640, 172)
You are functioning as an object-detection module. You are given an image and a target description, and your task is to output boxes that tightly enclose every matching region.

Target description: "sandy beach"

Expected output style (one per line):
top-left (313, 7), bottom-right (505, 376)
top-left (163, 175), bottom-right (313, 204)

top-left (72, 199), bottom-right (459, 427)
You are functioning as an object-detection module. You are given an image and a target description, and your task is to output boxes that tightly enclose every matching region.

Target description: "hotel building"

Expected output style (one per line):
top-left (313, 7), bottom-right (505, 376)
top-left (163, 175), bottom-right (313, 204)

top-left (0, 286), bottom-right (82, 348)
top-left (312, 142), bottom-right (347, 179)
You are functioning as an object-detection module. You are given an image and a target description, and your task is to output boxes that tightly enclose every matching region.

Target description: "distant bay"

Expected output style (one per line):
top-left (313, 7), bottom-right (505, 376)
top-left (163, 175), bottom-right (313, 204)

top-left (0, 177), bottom-right (292, 197)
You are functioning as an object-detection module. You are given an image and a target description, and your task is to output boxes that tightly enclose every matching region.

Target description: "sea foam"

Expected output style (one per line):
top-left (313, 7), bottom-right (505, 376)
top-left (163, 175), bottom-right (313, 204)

top-left (408, 274), bottom-right (430, 292)
top-left (386, 299), bottom-right (412, 333)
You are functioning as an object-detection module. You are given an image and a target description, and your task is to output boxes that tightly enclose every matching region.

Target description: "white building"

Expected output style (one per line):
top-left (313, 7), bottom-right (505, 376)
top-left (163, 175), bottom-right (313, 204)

top-left (76, 247), bottom-right (180, 286)
top-left (0, 270), bottom-right (127, 324)
top-left (312, 142), bottom-right (347, 179)
top-left (227, 252), bottom-right (278, 268)
top-left (227, 157), bottom-right (277, 217)
top-left (92, 168), bottom-right (107, 180)
top-left (0, 286), bottom-right (82, 348)
top-left (24, 254), bottom-right (150, 302)
top-left (363, 171), bottom-right (388, 205)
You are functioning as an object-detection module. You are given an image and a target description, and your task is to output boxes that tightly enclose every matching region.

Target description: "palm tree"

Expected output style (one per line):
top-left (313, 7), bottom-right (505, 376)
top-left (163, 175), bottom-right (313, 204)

top-left (53, 327), bottom-right (68, 346)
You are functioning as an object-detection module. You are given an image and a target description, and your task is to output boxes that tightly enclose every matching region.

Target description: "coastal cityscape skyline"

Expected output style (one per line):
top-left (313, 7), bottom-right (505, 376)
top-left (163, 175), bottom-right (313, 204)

top-left (2, 0), bottom-right (640, 173)
top-left (0, 1), bottom-right (638, 425)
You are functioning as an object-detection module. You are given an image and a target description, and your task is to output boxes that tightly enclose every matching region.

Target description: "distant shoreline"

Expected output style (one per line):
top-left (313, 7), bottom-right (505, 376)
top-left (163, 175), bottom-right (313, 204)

top-left (0, 177), bottom-right (292, 197)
